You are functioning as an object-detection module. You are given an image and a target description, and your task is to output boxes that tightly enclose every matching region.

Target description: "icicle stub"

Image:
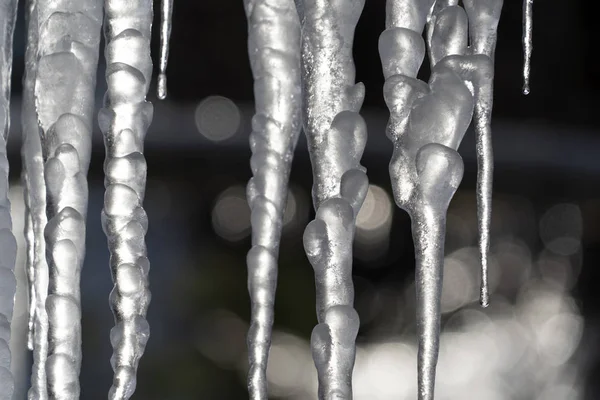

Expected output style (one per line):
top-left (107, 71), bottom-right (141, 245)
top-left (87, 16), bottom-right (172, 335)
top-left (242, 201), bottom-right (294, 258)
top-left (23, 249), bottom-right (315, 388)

top-left (100, 0), bottom-right (154, 398)
top-left (31, 0), bottom-right (103, 397)
top-left (243, 0), bottom-right (302, 398)
top-left (296, 0), bottom-right (368, 397)
top-left (22, 1), bottom-right (50, 397)
top-left (522, 0), bottom-right (533, 94)
top-left (158, 0), bottom-right (173, 99)
top-left (0, 4), bottom-right (18, 398)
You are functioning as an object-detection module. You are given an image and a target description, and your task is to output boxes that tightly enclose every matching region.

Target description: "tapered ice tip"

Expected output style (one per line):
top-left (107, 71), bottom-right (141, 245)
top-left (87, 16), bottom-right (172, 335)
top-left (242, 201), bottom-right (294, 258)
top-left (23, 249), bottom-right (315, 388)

top-left (158, 74), bottom-right (167, 100)
top-left (480, 286), bottom-right (490, 308)
top-left (522, 83), bottom-right (530, 95)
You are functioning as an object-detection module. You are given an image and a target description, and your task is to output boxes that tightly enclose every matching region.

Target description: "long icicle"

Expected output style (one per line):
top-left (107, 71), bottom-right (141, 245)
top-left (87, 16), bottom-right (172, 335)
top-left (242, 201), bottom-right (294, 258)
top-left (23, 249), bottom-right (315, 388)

top-left (242, 0), bottom-right (302, 398)
top-left (462, 0), bottom-right (504, 307)
top-left (296, 0), bottom-right (369, 397)
top-left (32, 0), bottom-right (103, 396)
top-left (22, 0), bottom-right (50, 397)
top-left (380, 0), bottom-right (497, 397)
top-left (100, 0), bottom-right (153, 398)
top-left (522, 0), bottom-right (533, 94)
top-left (0, 1), bottom-right (18, 397)
top-left (157, 0), bottom-right (173, 100)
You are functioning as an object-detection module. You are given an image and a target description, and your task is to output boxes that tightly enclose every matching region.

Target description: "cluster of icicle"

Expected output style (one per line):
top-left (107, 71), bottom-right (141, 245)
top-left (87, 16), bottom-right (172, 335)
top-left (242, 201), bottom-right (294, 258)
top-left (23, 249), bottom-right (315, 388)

top-left (241, 0), bottom-right (539, 399)
top-left (0, 0), bottom-right (175, 398)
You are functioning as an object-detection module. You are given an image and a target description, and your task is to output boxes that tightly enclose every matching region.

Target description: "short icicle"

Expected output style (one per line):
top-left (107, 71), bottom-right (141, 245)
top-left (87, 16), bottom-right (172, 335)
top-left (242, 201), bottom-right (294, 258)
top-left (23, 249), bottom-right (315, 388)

top-left (522, 0), bottom-right (533, 94)
top-left (0, 0), bottom-right (18, 397)
top-left (158, 0), bottom-right (173, 99)
top-left (242, 0), bottom-right (302, 398)
top-left (296, 0), bottom-right (369, 397)
top-left (100, 0), bottom-right (154, 398)
top-left (32, 0), bottom-right (103, 397)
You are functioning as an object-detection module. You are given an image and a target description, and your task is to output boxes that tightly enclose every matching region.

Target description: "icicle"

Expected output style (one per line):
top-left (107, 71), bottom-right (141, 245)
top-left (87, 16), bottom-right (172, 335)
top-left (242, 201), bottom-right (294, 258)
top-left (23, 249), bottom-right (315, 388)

top-left (158, 0), bottom-right (173, 99)
top-left (99, 1), bottom-right (154, 399)
top-left (295, 0), bottom-right (368, 397)
top-left (0, 2), bottom-right (18, 398)
top-left (22, 2), bottom-right (50, 397)
top-left (31, 0), bottom-right (103, 397)
top-left (242, 0), bottom-right (302, 398)
top-left (379, 0), bottom-right (499, 397)
top-left (462, 0), bottom-right (503, 307)
top-left (522, 0), bottom-right (533, 94)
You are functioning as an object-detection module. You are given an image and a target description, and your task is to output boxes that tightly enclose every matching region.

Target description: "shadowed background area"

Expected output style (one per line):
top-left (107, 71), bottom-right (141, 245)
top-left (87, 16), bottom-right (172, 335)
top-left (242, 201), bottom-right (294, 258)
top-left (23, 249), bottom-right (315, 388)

top-left (5, 0), bottom-right (600, 399)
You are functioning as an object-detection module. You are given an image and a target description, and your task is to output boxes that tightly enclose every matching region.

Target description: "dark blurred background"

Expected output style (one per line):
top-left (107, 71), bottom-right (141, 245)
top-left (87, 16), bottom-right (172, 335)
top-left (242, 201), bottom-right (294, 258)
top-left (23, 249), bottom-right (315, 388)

top-left (5, 0), bottom-right (600, 399)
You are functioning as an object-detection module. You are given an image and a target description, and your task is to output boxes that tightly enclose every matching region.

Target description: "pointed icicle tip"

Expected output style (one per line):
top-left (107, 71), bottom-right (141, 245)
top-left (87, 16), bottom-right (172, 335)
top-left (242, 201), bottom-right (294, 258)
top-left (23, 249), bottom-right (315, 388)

top-left (158, 0), bottom-right (174, 100)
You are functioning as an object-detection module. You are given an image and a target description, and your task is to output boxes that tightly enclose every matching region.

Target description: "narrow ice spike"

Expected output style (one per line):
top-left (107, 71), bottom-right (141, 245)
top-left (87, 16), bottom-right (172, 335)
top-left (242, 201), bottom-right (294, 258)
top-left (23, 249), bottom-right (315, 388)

top-left (100, 0), bottom-right (154, 398)
top-left (158, 0), bottom-right (173, 99)
top-left (379, 1), bottom-right (490, 398)
top-left (31, 0), bottom-right (103, 397)
top-left (22, 2), bottom-right (50, 397)
top-left (296, 0), bottom-right (369, 397)
top-left (0, 2), bottom-right (18, 397)
top-left (242, 0), bottom-right (302, 398)
top-left (462, 0), bottom-right (504, 308)
top-left (522, 0), bottom-right (533, 94)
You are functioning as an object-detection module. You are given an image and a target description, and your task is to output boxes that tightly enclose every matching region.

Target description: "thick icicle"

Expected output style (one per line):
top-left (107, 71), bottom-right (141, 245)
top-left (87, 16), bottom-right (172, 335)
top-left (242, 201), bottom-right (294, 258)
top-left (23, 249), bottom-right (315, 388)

top-left (32, 0), bottom-right (103, 397)
top-left (522, 0), bottom-right (533, 94)
top-left (157, 0), bottom-right (173, 99)
top-left (379, 0), bottom-right (497, 398)
top-left (0, 1), bottom-right (18, 398)
top-left (22, 1), bottom-right (50, 397)
top-left (296, 0), bottom-right (369, 397)
top-left (462, 0), bottom-right (503, 308)
top-left (242, 0), bottom-right (302, 398)
top-left (99, 1), bottom-right (154, 398)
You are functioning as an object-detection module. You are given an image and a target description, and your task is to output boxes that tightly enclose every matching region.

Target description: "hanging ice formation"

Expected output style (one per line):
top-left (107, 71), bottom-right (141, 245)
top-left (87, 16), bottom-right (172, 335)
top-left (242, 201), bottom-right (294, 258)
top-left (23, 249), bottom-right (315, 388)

top-left (99, 1), bottom-right (154, 399)
top-left (0, 0), bottom-right (18, 398)
top-left (379, 0), bottom-right (502, 398)
top-left (297, 0), bottom-right (369, 397)
top-left (522, 0), bottom-right (533, 94)
top-left (158, 0), bottom-right (174, 100)
top-left (242, 0), bottom-right (302, 398)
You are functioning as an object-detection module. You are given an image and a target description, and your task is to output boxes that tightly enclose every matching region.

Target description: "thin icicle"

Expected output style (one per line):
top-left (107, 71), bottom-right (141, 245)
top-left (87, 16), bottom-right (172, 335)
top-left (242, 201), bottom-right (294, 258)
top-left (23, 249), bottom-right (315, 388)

top-left (242, 0), bottom-right (302, 398)
top-left (100, 1), bottom-right (154, 398)
top-left (158, 0), bottom-right (173, 99)
top-left (32, 0), bottom-right (103, 397)
top-left (0, 2), bottom-right (18, 398)
top-left (22, 2), bottom-right (50, 397)
top-left (522, 0), bottom-right (533, 94)
top-left (462, 0), bottom-right (503, 308)
top-left (379, 0), bottom-right (496, 398)
top-left (296, 0), bottom-right (369, 397)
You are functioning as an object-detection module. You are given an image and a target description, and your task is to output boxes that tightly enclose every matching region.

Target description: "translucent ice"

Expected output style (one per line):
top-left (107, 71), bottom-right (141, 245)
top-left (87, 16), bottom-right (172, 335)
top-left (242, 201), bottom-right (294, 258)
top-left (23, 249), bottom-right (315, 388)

top-left (296, 0), bottom-right (368, 397)
top-left (522, 0), bottom-right (533, 94)
top-left (0, 1), bottom-right (17, 398)
top-left (31, 0), bottom-right (103, 397)
top-left (158, 0), bottom-right (173, 99)
top-left (243, 0), bottom-right (302, 398)
top-left (101, 1), bottom-right (154, 398)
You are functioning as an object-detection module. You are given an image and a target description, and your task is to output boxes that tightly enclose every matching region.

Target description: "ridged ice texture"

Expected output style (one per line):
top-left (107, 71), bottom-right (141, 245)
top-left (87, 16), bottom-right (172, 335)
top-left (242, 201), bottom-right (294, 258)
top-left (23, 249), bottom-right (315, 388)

top-left (296, 0), bottom-right (368, 398)
top-left (31, 0), bottom-right (102, 397)
top-left (0, 3), bottom-right (17, 398)
top-left (22, 1), bottom-right (50, 397)
top-left (462, 0), bottom-right (503, 307)
top-left (522, 0), bottom-right (533, 94)
top-left (99, 1), bottom-right (153, 398)
top-left (379, 0), bottom-right (498, 398)
top-left (242, 0), bottom-right (302, 398)
top-left (157, 0), bottom-right (173, 99)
